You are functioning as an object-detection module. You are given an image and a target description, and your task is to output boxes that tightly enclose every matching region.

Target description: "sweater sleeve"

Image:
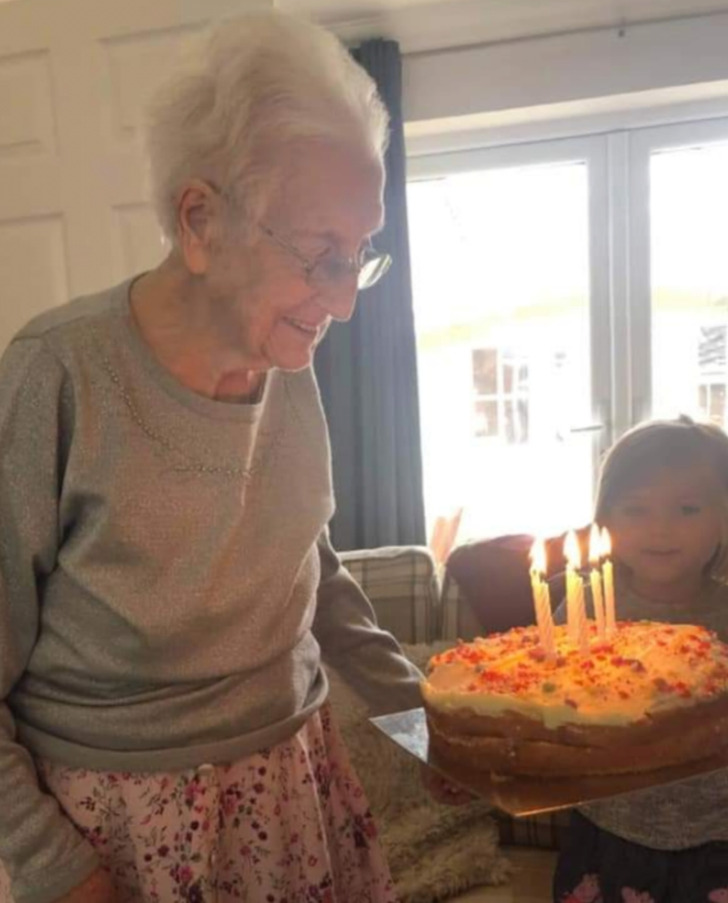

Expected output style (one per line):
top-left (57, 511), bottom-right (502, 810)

top-left (0, 338), bottom-right (99, 903)
top-left (312, 529), bottom-right (422, 715)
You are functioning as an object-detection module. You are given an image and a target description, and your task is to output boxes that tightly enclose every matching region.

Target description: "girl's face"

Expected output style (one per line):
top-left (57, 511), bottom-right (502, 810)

top-left (606, 463), bottom-right (724, 597)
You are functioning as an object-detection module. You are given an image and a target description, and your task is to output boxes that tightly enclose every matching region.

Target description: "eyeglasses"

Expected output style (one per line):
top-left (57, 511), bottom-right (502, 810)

top-left (259, 224), bottom-right (392, 291)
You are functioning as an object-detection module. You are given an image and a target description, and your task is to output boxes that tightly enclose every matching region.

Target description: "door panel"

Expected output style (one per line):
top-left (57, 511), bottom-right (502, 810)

top-left (0, 0), bottom-right (269, 351)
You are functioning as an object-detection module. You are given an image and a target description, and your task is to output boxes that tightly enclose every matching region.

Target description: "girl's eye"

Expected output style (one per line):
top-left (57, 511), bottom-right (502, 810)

top-left (680, 504), bottom-right (701, 516)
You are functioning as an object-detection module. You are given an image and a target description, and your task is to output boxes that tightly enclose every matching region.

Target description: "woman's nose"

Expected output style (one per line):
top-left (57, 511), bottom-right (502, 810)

top-left (317, 280), bottom-right (359, 322)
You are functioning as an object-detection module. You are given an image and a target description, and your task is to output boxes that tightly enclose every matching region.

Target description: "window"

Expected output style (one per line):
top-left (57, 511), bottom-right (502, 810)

top-left (408, 117), bottom-right (728, 541)
top-left (644, 136), bottom-right (728, 430)
top-left (408, 147), bottom-right (599, 542)
top-left (472, 348), bottom-right (529, 443)
top-left (698, 326), bottom-right (727, 425)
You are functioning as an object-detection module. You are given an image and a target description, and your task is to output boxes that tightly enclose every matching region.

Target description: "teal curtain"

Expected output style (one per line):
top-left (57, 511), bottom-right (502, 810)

top-left (315, 38), bottom-right (426, 551)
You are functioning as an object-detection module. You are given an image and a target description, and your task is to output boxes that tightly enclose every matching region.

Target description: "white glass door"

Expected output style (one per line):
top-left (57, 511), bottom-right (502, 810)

top-left (630, 118), bottom-right (728, 427)
top-left (407, 137), bottom-right (610, 542)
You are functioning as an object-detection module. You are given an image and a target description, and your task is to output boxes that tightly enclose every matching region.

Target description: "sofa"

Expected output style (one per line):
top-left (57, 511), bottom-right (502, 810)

top-left (331, 543), bottom-right (568, 903)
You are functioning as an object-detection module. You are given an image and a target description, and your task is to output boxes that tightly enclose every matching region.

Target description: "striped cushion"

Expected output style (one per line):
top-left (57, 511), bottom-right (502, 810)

top-left (340, 545), bottom-right (439, 644)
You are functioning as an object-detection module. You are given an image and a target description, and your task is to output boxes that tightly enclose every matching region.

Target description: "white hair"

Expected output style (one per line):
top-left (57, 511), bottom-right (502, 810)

top-left (144, 12), bottom-right (390, 244)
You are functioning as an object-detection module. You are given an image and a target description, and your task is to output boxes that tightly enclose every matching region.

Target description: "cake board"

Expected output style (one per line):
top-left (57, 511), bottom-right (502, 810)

top-left (370, 706), bottom-right (728, 817)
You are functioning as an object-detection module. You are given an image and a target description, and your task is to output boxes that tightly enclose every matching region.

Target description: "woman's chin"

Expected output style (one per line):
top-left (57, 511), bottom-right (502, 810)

top-left (271, 345), bottom-right (316, 373)
top-left (265, 331), bottom-right (318, 372)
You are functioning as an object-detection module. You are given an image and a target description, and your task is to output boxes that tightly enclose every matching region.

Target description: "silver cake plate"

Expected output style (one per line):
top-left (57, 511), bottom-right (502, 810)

top-left (370, 707), bottom-right (728, 817)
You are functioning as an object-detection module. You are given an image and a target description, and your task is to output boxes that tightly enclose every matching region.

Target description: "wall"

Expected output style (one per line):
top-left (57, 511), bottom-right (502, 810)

top-left (401, 11), bottom-right (728, 153)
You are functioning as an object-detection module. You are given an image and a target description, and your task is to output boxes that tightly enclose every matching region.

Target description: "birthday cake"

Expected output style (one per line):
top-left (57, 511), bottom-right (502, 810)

top-left (422, 621), bottom-right (728, 776)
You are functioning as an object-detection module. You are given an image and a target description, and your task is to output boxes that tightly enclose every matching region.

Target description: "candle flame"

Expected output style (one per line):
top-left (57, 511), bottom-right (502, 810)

top-left (564, 529), bottom-right (582, 569)
top-left (530, 538), bottom-right (547, 574)
top-left (589, 523), bottom-right (602, 564)
top-left (600, 526), bottom-right (613, 558)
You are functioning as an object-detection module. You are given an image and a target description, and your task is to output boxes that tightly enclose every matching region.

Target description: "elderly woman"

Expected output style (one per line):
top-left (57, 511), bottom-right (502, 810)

top-left (0, 13), bottom-right (425, 903)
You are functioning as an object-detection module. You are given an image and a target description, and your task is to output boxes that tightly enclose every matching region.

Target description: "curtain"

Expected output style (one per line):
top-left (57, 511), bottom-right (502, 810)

top-left (315, 38), bottom-right (426, 551)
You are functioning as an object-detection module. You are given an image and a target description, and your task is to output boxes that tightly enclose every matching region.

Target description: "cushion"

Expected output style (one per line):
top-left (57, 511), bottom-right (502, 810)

top-left (445, 527), bottom-right (590, 636)
top-left (341, 545), bottom-right (440, 643)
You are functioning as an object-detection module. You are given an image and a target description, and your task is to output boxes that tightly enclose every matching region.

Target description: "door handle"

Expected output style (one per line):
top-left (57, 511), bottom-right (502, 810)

top-left (569, 423), bottom-right (605, 434)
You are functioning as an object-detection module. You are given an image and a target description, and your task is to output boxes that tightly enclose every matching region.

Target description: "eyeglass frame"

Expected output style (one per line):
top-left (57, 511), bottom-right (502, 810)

top-left (258, 223), bottom-right (392, 291)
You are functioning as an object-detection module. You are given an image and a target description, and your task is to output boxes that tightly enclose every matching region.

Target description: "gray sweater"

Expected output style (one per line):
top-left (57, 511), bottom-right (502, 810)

top-left (555, 579), bottom-right (728, 850)
top-left (0, 279), bottom-right (421, 903)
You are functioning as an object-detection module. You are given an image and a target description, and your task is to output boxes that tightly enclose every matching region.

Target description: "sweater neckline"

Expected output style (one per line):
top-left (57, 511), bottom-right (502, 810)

top-left (111, 275), bottom-right (269, 423)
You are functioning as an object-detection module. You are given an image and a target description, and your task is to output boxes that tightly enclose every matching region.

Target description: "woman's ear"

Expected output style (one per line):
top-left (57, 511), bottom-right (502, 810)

top-left (176, 179), bottom-right (220, 275)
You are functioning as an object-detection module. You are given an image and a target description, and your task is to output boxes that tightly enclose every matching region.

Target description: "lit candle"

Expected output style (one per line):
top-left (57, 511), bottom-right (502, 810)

top-left (589, 523), bottom-right (606, 640)
top-left (529, 539), bottom-right (556, 657)
top-left (564, 530), bottom-right (589, 654)
top-left (601, 526), bottom-right (616, 635)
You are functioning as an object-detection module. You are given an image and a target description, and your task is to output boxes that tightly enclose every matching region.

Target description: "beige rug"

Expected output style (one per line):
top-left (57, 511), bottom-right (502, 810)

top-left (327, 643), bottom-right (512, 903)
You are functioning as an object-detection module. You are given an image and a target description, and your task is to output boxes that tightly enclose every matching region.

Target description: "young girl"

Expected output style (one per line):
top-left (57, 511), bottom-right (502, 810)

top-left (553, 416), bottom-right (728, 903)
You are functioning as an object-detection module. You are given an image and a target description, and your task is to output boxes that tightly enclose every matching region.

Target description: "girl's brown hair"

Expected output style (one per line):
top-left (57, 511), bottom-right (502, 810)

top-left (594, 415), bottom-right (728, 580)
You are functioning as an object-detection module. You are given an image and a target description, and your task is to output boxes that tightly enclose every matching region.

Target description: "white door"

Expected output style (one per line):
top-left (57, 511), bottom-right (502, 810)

top-left (0, 0), bottom-right (269, 352)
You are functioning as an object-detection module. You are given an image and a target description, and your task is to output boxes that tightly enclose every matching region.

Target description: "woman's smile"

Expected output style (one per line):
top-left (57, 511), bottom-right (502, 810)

top-left (282, 315), bottom-right (322, 337)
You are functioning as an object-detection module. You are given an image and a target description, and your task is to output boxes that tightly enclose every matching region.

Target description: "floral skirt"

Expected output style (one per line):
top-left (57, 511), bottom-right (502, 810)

top-left (1, 704), bottom-right (397, 903)
top-left (553, 810), bottom-right (728, 903)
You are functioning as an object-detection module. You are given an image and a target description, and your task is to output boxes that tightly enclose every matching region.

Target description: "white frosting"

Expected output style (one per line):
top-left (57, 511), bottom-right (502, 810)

top-left (422, 621), bottom-right (728, 729)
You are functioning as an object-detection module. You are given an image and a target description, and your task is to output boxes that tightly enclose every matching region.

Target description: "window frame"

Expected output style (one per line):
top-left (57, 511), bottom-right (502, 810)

top-left (628, 116), bottom-right (728, 423)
